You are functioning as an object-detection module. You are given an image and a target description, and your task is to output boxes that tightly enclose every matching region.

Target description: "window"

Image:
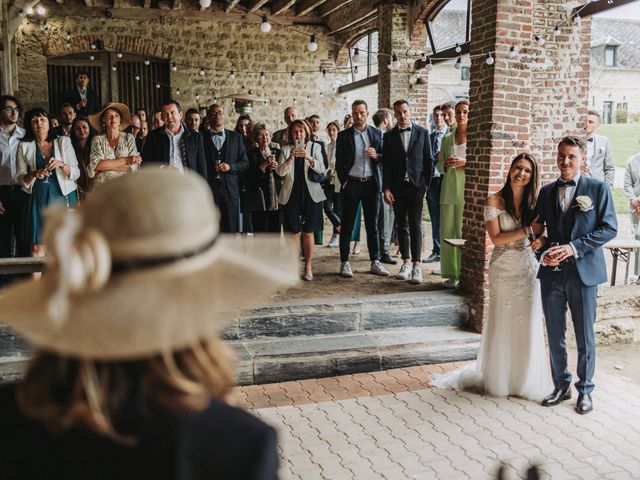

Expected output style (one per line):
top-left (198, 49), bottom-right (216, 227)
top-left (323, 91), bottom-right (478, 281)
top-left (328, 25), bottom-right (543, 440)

top-left (426, 0), bottom-right (471, 55)
top-left (604, 46), bottom-right (617, 67)
top-left (461, 66), bottom-right (470, 81)
top-left (603, 101), bottom-right (613, 124)
top-left (348, 31), bottom-right (378, 83)
top-left (47, 52), bottom-right (170, 115)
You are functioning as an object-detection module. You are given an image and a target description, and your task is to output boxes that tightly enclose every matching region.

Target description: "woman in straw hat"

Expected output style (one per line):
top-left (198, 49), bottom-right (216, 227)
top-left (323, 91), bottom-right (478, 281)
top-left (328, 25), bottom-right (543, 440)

top-left (88, 102), bottom-right (141, 185)
top-left (0, 169), bottom-right (299, 479)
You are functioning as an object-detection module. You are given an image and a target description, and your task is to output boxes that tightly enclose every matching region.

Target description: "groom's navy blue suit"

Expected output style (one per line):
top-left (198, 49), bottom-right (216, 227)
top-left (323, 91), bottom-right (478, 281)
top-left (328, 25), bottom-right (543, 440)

top-left (536, 174), bottom-right (617, 394)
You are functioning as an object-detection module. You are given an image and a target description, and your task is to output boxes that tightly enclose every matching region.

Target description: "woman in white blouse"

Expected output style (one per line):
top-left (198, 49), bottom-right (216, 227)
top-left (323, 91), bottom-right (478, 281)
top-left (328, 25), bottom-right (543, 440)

top-left (88, 103), bottom-right (141, 185)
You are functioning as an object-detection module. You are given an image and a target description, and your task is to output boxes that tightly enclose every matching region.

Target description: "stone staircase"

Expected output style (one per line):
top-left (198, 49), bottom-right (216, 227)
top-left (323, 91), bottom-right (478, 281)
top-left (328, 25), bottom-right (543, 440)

top-left (0, 290), bottom-right (480, 385)
top-left (226, 290), bottom-right (480, 385)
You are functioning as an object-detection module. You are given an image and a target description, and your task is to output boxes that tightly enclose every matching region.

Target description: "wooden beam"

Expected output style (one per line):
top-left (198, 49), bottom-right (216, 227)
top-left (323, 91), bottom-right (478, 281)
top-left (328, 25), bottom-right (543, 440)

top-left (246, 0), bottom-right (270, 13)
top-left (572, 0), bottom-right (639, 18)
top-left (326, 5), bottom-right (377, 35)
top-left (85, 0), bottom-right (94, 6)
top-left (172, 0), bottom-right (181, 9)
top-left (337, 74), bottom-right (377, 94)
top-left (40, 3), bottom-right (324, 25)
top-left (317, 0), bottom-right (351, 17)
top-left (296, 0), bottom-right (326, 16)
top-left (271, 0), bottom-right (296, 16)
top-left (225, 0), bottom-right (241, 13)
top-left (56, 0), bottom-right (65, 4)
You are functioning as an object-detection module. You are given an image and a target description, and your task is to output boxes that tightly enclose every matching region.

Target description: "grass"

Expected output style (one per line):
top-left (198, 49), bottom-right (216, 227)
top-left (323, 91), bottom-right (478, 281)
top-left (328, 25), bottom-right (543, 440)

top-left (613, 187), bottom-right (630, 215)
top-left (597, 124), bottom-right (640, 169)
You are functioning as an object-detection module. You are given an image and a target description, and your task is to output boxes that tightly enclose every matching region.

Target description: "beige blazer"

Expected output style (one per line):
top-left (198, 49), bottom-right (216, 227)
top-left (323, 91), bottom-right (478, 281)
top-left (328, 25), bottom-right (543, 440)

top-left (16, 136), bottom-right (80, 196)
top-left (276, 143), bottom-right (326, 205)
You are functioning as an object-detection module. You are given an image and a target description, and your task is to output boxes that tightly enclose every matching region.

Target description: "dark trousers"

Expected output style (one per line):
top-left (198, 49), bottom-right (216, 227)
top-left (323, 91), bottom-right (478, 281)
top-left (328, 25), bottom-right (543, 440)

top-left (339, 180), bottom-right (380, 262)
top-left (426, 176), bottom-right (442, 256)
top-left (392, 183), bottom-right (426, 263)
top-left (252, 210), bottom-right (282, 233)
top-left (322, 185), bottom-right (341, 233)
top-left (211, 181), bottom-right (240, 233)
top-left (540, 263), bottom-right (597, 394)
top-left (0, 186), bottom-right (30, 285)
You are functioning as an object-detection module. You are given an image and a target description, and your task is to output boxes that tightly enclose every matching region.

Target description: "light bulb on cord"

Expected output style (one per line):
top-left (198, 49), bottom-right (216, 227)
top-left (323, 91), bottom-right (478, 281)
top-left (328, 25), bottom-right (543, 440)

top-left (409, 74), bottom-right (418, 86)
top-left (135, 75), bottom-right (140, 81)
top-left (176, 89), bottom-right (180, 95)
top-left (156, 83), bottom-right (161, 89)
top-left (390, 53), bottom-right (400, 70)
top-left (171, 63), bottom-right (177, 72)
top-left (425, 57), bottom-right (433, 72)
top-left (90, 42), bottom-right (97, 50)
top-left (36, 5), bottom-right (46, 15)
top-left (229, 70), bottom-right (235, 79)
top-left (198, 0), bottom-right (212, 9)
top-left (509, 45), bottom-right (517, 58)
top-left (534, 35), bottom-right (545, 46)
top-left (354, 65), bottom-right (358, 74)
top-left (111, 65), bottom-right (117, 71)
top-left (308, 34), bottom-right (318, 52)
top-left (144, 58), bottom-right (150, 66)
top-left (117, 51), bottom-right (123, 58)
top-left (260, 15), bottom-right (271, 33)
top-left (89, 54), bottom-right (95, 61)
top-left (554, 24), bottom-right (560, 37)
top-left (259, 72), bottom-right (265, 81)
top-left (421, 52), bottom-right (427, 63)
top-left (455, 43), bottom-right (461, 53)
top-left (486, 52), bottom-right (495, 65)
top-left (25, 7), bottom-right (34, 15)
top-left (573, 13), bottom-right (581, 25)
top-left (455, 56), bottom-right (462, 69)
top-left (290, 71), bottom-right (295, 79)
top-left (195, 93), bottom-right (200, 100)
top-left (65, 32), bottom-right (71, 41)
top-left (199, 67), bottom-right (205, 76)
top-left (352, 47), bottom-right (361, 63)
top-left (66, 42), bottom-right (71, 49)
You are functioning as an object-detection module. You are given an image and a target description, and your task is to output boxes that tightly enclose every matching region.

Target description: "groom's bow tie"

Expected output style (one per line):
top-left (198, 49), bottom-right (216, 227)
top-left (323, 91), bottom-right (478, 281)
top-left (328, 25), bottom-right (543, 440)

top-left (557, 179), bottom-right (576, 187)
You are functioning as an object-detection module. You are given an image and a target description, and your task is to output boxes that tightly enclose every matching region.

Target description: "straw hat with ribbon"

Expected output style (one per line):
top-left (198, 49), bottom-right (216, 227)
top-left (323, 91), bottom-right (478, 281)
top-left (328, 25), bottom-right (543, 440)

top-left (88, 102), bottom-right (132, 133)
top-left (0, 169), bottom-right (299, 360)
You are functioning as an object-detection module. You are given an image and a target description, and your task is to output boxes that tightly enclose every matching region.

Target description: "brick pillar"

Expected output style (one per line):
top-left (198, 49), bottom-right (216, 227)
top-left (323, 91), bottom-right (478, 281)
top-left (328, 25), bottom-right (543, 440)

top-left (377, 2), bottom-right (428, 123)
top-left (460, 0), bottom-right (591, 331)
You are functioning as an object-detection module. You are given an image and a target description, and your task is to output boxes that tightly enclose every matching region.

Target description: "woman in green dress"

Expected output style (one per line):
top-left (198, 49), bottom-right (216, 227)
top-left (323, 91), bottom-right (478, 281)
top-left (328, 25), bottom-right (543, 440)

top-left (16, 108), bottom-right (80, 261)
top-left (437, 99), bottom-right (469, 288)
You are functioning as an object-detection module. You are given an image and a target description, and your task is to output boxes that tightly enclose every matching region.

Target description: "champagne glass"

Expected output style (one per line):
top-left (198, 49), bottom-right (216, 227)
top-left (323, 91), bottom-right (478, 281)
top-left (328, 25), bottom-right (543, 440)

top-left (548, 242), bottom-right (562, 272)
top-left (215, 157), bottom-right (222, 180)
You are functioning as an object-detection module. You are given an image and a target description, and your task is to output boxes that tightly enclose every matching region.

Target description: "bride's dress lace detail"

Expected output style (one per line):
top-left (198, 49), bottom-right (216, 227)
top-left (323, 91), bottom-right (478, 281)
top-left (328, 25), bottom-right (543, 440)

top-left (431, 208), bottom-right (551, 401)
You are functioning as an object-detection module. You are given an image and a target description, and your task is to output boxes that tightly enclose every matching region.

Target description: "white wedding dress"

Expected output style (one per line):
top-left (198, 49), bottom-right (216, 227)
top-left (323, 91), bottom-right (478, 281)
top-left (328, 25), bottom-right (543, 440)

top-left (431, 206), bottom-right (552, 401)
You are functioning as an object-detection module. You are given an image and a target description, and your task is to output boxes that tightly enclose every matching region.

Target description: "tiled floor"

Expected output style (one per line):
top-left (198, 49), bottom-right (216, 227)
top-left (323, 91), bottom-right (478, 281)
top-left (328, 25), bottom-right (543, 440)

top-left (233, 364), bottom-right (640, 479)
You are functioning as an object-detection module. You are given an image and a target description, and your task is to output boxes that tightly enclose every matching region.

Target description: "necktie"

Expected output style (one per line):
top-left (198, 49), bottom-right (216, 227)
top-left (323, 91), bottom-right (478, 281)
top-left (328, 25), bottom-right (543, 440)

top-left (399, 127), bottom-right (411, 133)
top-left (212, 131), bottom-right (224, 137)
top-left (557, 179), bottom-right (576, 187)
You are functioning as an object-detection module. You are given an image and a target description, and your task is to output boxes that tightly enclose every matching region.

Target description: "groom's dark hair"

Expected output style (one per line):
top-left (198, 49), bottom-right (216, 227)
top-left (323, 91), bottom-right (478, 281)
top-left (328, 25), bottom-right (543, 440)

top-left (558, 136), bottom-right (586, 154)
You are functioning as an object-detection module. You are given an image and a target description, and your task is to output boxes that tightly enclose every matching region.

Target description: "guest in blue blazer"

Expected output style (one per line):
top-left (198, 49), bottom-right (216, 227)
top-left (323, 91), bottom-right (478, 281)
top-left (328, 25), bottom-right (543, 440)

top-left (335, 100), bottom-right (389, 279)
top-left (535, 136), bottom-right (617, 414)
top-left (63, 71), bottom-right (100, 117)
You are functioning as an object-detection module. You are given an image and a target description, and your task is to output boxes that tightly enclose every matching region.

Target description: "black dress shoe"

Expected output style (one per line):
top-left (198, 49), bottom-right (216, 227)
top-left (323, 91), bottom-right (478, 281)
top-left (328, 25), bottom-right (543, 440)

top-left (422, 253), bottom-right (440, 263)
top-left (575, 393), bottom-right (593, 414)
top-left (541, 388), bottom-right (571, 407)
top-left (380, 254), bottom-right (398, 265)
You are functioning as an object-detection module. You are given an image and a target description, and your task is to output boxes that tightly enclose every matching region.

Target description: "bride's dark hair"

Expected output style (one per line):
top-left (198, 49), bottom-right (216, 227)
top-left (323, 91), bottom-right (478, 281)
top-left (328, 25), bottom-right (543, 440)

top-left (499, 153), bottom-right (539, 225)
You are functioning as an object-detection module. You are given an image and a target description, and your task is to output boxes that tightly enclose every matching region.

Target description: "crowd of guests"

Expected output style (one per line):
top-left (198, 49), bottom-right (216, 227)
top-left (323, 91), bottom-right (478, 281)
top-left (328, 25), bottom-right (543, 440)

top-left (1, 69), bottom-right (639, 286)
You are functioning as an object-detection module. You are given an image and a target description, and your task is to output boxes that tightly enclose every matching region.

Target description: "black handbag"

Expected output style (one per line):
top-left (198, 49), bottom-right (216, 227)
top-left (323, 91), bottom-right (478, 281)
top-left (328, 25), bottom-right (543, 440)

top-left (306, 143), bottom-right (327, 183)
top-left (240, 185), bottom-right (266, 213)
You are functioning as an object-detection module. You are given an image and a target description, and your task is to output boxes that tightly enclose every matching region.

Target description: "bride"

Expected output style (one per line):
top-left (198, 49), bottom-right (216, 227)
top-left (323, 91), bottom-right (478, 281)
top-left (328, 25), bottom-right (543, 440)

top-left (431, 153), bottom-right (552, 400)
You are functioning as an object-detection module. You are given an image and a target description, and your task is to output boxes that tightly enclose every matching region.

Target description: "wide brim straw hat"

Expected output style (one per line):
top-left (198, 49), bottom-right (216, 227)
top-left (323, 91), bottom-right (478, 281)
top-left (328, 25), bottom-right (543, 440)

top-left (0, 169), bottom-right (299, 360)
top-left (89, 102), bottom-right (131, 133)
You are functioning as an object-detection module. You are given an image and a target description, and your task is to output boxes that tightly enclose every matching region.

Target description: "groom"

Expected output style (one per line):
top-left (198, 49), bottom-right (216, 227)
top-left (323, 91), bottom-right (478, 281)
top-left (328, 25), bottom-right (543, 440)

top-left (536, 136), bottom-right (617, 414)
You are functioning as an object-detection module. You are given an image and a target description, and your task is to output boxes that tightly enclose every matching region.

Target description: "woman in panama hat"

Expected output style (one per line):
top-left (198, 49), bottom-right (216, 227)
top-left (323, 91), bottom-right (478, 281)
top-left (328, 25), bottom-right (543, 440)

top-left (0, 169), bottom-right (298, 479)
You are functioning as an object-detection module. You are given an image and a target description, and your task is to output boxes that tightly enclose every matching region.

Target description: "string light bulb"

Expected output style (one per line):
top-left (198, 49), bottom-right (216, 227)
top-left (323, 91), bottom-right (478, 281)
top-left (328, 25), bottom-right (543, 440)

top-left (260, 15), bottom-right (271, 33)
top-left (156, 83), bottom-right (161, 89)
top-left (66, 42), bottom-right (71, 49)
top-left (409, 74), bottom-right (418, 86)
top-left (176, 89), bottom-right (180, 95)
top-left (35, 5), bottom-right (46, 15)
top-left (509, 45), bottom-right (517, 58)
top-left (90, 42), bottom-right (97, 50)
top-left (195, 93), bottom-right (200, 100)
top-left (198, 0), bottom-right (212, 9)
top-left (290, 71), bottom-right (296, 79)
top-left (455, 43), bottom-right (462, 53)
top-left (171, 63), bottom-right (177, 72)
top-left (65, 32), bottom-right (71, 41)
top-left (144, 58), bottom-right (150, 66)
top-left (352, 47), bottom-right (361, 63)
top-left (308, 34), bottom-right (318, 52)
top-left (111, 65), bottom-right (117, 71)
top-left (486, 52), bottom-right (495, 65)
top-left (117, 51), bottom-right (123, 59)
top-left (455, 56), bottom-right (462, 69)
top-left (25, 7), bottom-right (34, 15)
top-left (554, 24), bottom-right (561, 37)
top-left (134, 75), bottom-right (140, 81)
top-left (390, 53), bottom-right (401, 70)
top-left (259, 71), bottom-right (265, 81)
top-left (534, 35), bottom-right (545, 46)
top-left (199, 67), bottom-right (205, 77)
top-left (229, 70), bottom-right (235, 79)
top-left (425, 57), bottom-right (433, 72)
top-left (354, 65), bottom-right (359, 74)
top-left (421, 52), bottom-right (427, 63)
top-left (89, 54), bottom-right (95, 61)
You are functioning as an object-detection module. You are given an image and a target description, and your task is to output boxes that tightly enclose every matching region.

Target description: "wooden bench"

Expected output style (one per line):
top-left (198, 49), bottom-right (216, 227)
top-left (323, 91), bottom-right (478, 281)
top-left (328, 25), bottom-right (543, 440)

top-left (0, 257), bottom-right (46, 275)
top-left (444, 238), bottom-right (466, 249)
top-left (604, 240), bottom-right (640, 286)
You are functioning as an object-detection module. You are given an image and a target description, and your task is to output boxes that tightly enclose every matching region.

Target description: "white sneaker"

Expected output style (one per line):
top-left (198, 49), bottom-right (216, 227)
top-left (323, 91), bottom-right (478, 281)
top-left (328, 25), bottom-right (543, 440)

top-left (370, 260), bottom-right (389, 276)
top-left (442, 279), bottom-right (459, 288)
top-left (327, 235), bottom-right (338, 248)
top-left (396, 263), bottom-right (411, 280)
top-left (431, 266), bottom-right (442, 275)
top-left (340, 262), bottom-right (354, 278)
top-left (410, 267), bottom-right (423, 284)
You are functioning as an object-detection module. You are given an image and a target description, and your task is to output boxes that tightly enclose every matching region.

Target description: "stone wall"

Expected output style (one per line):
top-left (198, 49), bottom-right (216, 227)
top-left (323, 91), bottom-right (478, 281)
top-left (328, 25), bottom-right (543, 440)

top-left (14, 15), bottom-right (350, 130)
top-left (459, 0), bottom-right (592, 330)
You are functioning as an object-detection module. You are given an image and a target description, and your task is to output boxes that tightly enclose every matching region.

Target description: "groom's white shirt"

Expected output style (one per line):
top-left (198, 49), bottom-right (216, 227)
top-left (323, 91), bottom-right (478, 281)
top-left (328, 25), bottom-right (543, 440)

top-left (558, 172), bottom-right (581, 258)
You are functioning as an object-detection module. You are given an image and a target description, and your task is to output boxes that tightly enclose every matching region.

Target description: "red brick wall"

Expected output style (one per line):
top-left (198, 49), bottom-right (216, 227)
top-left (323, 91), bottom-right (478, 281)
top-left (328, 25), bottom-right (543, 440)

top-left (459, 0), bottom-right (592, 331)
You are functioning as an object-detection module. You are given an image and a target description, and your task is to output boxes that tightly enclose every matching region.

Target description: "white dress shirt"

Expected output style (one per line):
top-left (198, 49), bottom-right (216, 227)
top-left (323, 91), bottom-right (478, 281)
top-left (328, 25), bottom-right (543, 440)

top-left (0, 125), bottom-right (25, 185)
top-left (166, 125), bottom-right (185, 173)
top-left (558, 172), bottom-right (581, 257)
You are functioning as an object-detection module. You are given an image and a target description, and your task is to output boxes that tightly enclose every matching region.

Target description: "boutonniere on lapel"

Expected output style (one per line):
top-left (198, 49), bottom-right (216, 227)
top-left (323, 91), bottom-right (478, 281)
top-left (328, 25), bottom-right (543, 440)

top-left (573, 195), bottom-right (594, 212)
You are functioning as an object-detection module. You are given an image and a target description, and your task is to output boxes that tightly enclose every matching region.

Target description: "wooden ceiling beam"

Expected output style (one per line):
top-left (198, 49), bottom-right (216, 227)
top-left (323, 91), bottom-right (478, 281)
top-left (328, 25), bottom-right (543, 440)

top-left (271, 0), bottom-right (296, 16)
top-left (572, 0), bottom-right (639, 18)
top-left (295, 0), bottom-right (326, 16)
top-left (246, 0), bottom-right (270, 12)
top-left (225, 0), bottom-right (241, 13)
top-left (316, 0), bottom-right (351, 17)
top-left (326, 4), bottom-right (377, 35)
top-left (172, 0), bottom-right (181, 9)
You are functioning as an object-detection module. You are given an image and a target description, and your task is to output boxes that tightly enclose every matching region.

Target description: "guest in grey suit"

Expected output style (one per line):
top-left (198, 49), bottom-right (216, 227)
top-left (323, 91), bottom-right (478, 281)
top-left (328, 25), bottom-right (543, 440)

top-left (536, 136), bottom-right (617, 414)
top-left (624, 152), bottom-right (640, 277)
top-left (583, 110), bottom-right (614, 188)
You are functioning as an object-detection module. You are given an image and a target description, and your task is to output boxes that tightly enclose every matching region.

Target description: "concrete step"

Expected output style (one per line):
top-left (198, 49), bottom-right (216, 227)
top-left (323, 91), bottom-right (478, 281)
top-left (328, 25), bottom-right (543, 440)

top-left (223, 290), bottom-right (468, 341)
top-left (232, 326), bottom-right (481, 385)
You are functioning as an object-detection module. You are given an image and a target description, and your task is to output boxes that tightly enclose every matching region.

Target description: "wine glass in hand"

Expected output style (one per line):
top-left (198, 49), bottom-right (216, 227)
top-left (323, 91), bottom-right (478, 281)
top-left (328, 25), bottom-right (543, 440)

top-left (547, 242), bottom-right (562, 272)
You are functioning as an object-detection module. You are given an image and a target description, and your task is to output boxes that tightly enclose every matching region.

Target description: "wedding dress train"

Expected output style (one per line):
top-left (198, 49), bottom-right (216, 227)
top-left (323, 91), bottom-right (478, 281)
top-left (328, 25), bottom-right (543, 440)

top-left (430, 206), bottom-right (552, 401)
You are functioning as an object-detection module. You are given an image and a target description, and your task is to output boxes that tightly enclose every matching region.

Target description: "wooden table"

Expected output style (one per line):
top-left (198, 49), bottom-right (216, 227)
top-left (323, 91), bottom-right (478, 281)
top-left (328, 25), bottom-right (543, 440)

top-left (604, 240), bottom-right (640, 286)
top-left (0, 257), bottom-right (46, 275)
top-left (444, 238), bottom-right (466, 249)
